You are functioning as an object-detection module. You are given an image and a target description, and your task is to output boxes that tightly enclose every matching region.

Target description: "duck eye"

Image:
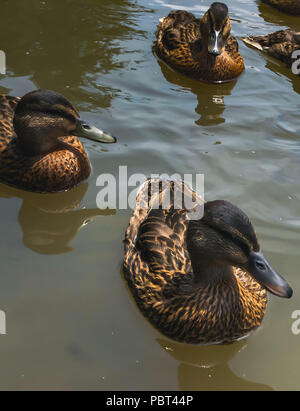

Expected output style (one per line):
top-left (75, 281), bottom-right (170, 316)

top-left (256, 261), bottom-right (267, 271)
top-left (82, 124), bottom-right (91, 130)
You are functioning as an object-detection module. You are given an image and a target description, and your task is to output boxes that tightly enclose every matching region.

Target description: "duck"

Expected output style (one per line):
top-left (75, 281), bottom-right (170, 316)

top-left (0, 89), bottom-right (116, 193)
top-left (261, 0), bottom-right (300, 15)
top-left (123, 179), bottom-right (292, 344)
top-left (154, 2), bottom-right (245, 83)
top-left (242, 29), bottom-right (300, 74)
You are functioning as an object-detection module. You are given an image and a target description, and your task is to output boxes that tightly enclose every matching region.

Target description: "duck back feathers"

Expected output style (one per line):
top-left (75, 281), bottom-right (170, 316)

top-left (123, 179), bottom-right (267, 344)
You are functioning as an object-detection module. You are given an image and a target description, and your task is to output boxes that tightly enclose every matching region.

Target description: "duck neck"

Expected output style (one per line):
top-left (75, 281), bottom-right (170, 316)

top-left (191, 259), bottom-right (235, 286)
top-left (16, 134), bottom-right (59, 157)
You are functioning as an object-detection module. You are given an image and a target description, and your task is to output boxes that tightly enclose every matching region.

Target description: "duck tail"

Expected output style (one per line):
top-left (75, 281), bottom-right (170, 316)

top-left (241, 36), bottom-right (265, 51)
top-left (123, 178), bottom-right (204, 256)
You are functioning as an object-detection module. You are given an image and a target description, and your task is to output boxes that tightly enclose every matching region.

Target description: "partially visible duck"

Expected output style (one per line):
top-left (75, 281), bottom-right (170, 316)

top-left (0, 89), bottom-right (116, 193)
top-left (261, 0), bottom-right (300, 15)
top-left (242, 29), bottom-right (300, 74)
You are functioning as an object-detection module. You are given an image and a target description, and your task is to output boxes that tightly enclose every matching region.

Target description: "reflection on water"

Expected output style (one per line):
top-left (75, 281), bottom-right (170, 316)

top-left (265, 60), bottom-right (300, 95)
top-left (0, 0), bottom-right (145, 107)
top-left (252, 1), bottom-right (300, 94)
top-left (257, 1), bottom-right (300, 30)
top-left (0, 183), bottom-right (115, 255)
top-left (276, 111), bottom-right (300, 136)
top-left (243, 41), bottom-right (300, 94)
top-left (157, 338), bottom-right (273, 391)
top-left (0, 0), bottom-right (299, 391)
top-left (157, 59), bottom-right (237, 126)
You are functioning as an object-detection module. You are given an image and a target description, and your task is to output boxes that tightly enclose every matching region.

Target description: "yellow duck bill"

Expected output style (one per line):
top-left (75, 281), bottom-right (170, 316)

top-left (75, 119), bottom-right (117, 143)
top-left (246, 250), bottom-right (293, 298)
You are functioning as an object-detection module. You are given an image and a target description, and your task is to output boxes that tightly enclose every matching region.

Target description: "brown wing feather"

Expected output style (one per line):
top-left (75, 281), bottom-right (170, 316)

top-left (123, 179), bottom-right (267, 344)
top-left (124, 178), bottom-right (199, 280)
top-left (137, 208), bottom-right (191, 276)
top-left (155, 11), bottom-right (202, 69)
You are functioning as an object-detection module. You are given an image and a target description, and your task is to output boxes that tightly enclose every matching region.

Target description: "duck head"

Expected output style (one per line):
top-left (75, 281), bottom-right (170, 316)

top-left (187, 200), bottom-right (293, 298)
top-left (13, 89), bottom-right (116, 156)
top-left (201, 2), bottom-right (232, 56)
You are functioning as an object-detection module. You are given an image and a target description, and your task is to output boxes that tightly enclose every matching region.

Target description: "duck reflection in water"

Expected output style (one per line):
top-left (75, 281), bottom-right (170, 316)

top-left (157, 338), bottom-right (273, 391)
top-left (259, 0), bottom-right (300, 16)
top-left (0, 182), bottom-right (115, 255)
top-left (157, 59), bottom-right (237, 126)
top-left (243, 40), bottom-right (300, 95)
top-left (258, 0), bottom-right (300, 29)
top-left (264, 59), bottom-right (300, 95)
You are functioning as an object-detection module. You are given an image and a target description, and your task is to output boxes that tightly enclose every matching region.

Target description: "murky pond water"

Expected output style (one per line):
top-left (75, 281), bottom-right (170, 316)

top-left (0, 0), bottom-right (299, 390)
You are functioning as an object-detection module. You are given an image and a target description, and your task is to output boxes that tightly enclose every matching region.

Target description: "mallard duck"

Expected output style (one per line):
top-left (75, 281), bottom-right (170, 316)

top-left (154, 2), bottom-right (245, 83)
top-left (157, 57), bottom-right (238, 126)
top-left (123, 179), bottom-right (292, 344)
top-left (261, 0), bottom-right (300, 15)
top-left (242, 30), bottom-right (300, 74)
top-left (0, 89), bottom-right (116, 193)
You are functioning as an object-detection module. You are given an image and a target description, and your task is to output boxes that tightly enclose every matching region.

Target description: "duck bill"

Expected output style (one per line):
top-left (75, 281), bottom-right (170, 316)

top-left (246, 251), bottom-right (293, 299)
top-left (208, 30), bottom-right (223, 56)
top-left (74, 119), bottom-right (117, 143)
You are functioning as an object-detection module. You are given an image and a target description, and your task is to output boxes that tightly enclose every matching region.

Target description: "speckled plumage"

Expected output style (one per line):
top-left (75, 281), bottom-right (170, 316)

top-left (154, 5), bottom-right (245, 83)
top-left (0, 94), bottom-right (91, 193)
top-left (242, 29), bottom-right (300, 73)
top-left (123, 180), bottom-right (268, 345)
top-left (262, 0), bottom-right (300, 15)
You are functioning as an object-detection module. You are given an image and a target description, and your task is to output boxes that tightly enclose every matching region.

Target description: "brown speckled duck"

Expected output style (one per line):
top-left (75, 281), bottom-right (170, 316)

top-left (154, 2), bottom-right (245, 83)
top-left (123, 179), bottom-right (292, 344)
top-left (261, 0), bottom-right (300, 15)
top-left (0, 89), bottom-right (116, 193)
top-left (242, 29), bottom-right (300, 74)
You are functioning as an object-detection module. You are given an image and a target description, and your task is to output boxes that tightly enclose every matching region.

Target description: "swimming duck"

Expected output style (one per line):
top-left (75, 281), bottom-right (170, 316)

top-left (261, 0), bottom-right (300, 15)
top-left (123, 179), bottom-right (292, 344)
top-left (154, 2), bottom-right (245, 83)
top-left (242, 30), bottom-right (300, 74)
top-left (0, 89), bottom-right (116, 193)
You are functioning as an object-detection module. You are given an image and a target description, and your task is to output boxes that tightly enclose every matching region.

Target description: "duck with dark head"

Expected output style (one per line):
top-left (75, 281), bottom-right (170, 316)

top-left (155, 2), bottom-right (245, 83)
top-left (0, 89), bottom-right (116, 193)
top-left (123, 179), bottom-right (292, 345)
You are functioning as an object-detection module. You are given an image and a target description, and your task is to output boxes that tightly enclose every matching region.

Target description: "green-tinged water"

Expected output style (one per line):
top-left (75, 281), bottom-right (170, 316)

top-left (0, 0), bottom-right (299, 390)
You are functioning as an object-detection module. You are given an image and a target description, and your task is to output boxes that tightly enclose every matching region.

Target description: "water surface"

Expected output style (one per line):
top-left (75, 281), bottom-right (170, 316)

top-left (0, 0), bottom-right (299, 390)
